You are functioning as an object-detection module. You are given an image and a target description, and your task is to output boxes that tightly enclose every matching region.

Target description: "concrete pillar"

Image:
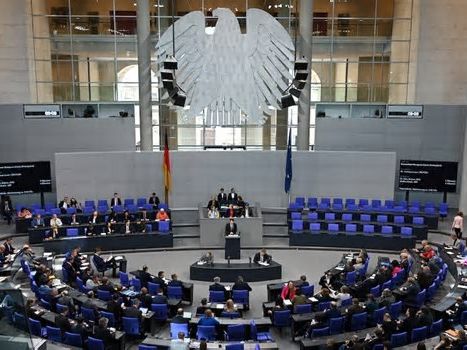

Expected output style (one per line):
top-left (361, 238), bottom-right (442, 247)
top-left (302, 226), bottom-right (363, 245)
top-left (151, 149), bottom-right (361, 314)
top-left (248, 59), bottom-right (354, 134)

top-left (276, 109), bottom-right (288, 150)
top-left (136, 0), bottom-right (153, 151)
top-left (296, 0), bottom-right (313, 151)
top-left (262, 114), bottom-right (271, 150)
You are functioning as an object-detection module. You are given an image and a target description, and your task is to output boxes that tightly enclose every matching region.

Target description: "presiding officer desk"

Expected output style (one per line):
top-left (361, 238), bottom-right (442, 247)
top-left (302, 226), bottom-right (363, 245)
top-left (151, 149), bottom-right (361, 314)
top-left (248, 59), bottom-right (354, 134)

top-left (43, 231), bottom-right (173, 254)
top-left (190, 260), bottom-right (282, 282)
top-left (199, 203), bottom-right (263, 247)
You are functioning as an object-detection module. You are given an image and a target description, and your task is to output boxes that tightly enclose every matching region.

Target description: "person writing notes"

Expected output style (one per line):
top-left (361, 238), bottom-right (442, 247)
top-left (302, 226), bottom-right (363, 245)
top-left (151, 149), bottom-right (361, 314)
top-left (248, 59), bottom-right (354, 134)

top-left (253, 248), bottom-right (272, 265)
top-left (156, 208), bottom-right (169, 221)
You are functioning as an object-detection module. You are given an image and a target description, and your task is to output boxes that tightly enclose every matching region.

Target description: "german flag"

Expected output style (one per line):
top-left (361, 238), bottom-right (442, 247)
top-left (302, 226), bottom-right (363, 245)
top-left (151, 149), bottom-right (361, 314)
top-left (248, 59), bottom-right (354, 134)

top-left (163, 132), bottom-right (171, 193)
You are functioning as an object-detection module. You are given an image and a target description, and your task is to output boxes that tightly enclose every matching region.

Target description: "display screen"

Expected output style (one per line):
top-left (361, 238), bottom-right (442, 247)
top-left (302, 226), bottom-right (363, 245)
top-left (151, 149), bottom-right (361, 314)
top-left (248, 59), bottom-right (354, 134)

top-left (398, 160), bottom-right (458, 192)
top-left (0, 162), bottom-right (52, 194)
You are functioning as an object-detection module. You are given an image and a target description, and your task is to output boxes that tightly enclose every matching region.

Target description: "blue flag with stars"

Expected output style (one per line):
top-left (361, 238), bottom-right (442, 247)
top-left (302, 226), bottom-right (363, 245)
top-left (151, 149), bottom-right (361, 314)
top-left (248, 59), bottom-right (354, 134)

top-left (284, 128), bottom-right (293, 193)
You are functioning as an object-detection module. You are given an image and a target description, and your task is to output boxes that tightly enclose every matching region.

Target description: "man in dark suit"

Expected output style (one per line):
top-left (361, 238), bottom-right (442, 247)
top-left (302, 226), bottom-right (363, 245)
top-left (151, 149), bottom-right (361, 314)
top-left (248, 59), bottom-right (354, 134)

top-left (416, 266), bottom-right (434, 290)
top-left (404, 277), bottom-right (421, 304)
top-left (168, 273), bottom-right (183, 287)
top-left (209, 276), bottom-right (227, 298)
top-left (225, 218), bottom-right (237, 236)
top-left (153, 271), bottom-right (167, 292)
top-left (346, 298), bottom-right (364, 321)
top-left (232, 276), bottom-right (252, 291)
top-left (123, 299), bottom-right (142, 320)
top-left (58, 196), bottom-right (69, 214)
top-left (31, 214), bottom-right (45, 227)
top-left (62, 257), bottom-right (77, 284)
top-left (139, 288), bottom-right (153, 309)
top-left (148, 192), bottom-right (160, 209)
top-left (153, 290), bottom-right (168, 305)
top-left (3, 238), bottom-right (14, 256)
top-left (93, 317), bottom-right (115, 345)
top-left (172, 308), bottom-right (189, 324)
top-left (217, 188), bottom-right (227, 206)
top-left (55, 306), bottom-right (72, 334)
top-left (228, 188), bottom-right (238, 205)
top-left (107, 294), bottom-right (123, 320)
top-left (97, 277), bottom-right (115, 294)
top-left (110, 193), bottom-right (122, 208)
top-left (93, 248), bottom-right (113, 272)
top-left (139, 265), bottom-right (153, 288)
top-left (253, 248), bottom-right (272, 264)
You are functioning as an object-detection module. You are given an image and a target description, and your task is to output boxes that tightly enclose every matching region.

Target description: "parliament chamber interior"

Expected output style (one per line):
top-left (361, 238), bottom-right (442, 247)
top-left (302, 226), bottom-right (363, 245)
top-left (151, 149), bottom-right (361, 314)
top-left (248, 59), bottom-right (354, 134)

top-left (1, 0), bottom-right (467, 349)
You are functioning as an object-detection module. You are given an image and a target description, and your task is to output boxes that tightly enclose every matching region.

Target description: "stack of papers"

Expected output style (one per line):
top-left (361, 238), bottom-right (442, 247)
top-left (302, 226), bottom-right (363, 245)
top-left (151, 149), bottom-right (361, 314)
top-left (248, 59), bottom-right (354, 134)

top-left (283, 299), bottom-right (292, 306)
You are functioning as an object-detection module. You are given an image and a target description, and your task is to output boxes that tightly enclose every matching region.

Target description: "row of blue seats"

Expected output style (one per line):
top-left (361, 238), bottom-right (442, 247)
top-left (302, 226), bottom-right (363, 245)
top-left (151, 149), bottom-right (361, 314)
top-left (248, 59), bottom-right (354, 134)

top-left (291, 220), bottom-right (414, 236)
top-left (52, 223), bottom-right (170, 238)
top-left (290, 197), bottom-right (448, 216)
top-left (291, 212), bottom-right (426, 225)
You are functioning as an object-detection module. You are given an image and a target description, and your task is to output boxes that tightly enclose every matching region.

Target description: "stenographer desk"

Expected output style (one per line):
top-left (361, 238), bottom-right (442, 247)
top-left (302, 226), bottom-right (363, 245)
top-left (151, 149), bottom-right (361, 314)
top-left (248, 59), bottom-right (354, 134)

top-left (199, 203), bottom-right (263, 248)
top-left (190, 260), bottom-right (282, 282)
top-left (43, 232), bottom-right (173, 254)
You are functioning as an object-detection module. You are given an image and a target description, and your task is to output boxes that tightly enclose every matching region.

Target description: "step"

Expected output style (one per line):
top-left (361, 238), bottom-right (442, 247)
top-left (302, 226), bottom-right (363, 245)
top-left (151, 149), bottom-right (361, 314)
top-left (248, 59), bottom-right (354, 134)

top-left (170, 209), bottom-right (199, 224)
top-left (263, 225), bottom-right (288, 236)
top-left (172, 226), bottom-right (199, 236)
top-left (173, 236), bottom-right (200, 248)
top-left (263, 236), bottom-right (290, 246)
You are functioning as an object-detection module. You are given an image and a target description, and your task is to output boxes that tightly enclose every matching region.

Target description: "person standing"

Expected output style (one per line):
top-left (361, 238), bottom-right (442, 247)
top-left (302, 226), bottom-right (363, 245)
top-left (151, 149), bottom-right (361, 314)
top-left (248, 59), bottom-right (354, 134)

top-left (453, 211), bottom-right (464, 239)
top-left (1, 195), bottom-right (13, 225)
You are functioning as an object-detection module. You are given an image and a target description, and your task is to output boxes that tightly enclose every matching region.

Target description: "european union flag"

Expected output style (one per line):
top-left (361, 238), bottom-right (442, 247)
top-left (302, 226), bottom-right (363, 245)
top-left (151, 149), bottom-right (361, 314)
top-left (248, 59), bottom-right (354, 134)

top-left (284, 128), bottom-right (293, 193)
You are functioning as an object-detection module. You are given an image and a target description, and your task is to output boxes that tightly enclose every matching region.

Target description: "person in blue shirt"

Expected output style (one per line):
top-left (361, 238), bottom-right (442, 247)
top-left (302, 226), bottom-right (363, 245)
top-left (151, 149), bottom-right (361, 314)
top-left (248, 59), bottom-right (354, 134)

top-left (197, 309), bottom-right (219, 327)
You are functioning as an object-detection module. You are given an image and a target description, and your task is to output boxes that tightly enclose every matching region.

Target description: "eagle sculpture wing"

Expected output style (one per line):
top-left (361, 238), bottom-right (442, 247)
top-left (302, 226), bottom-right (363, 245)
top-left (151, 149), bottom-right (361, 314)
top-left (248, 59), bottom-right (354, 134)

top-left (245, 8), bottom-right (295, 112)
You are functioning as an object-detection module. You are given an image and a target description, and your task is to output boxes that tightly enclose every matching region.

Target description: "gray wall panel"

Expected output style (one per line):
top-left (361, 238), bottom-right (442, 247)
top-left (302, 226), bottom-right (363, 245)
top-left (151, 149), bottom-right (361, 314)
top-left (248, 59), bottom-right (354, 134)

top-left (0, 104), bottom-right (135, 205)
top-left (55, 151), bottom-right (396, 208)
top-left (315, 105), bottom-right (466, 206)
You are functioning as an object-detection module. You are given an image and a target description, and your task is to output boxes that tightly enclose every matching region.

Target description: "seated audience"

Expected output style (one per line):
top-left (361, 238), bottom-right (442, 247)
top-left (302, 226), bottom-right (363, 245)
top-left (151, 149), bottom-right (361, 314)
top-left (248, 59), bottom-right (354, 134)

top-left (346, 298), bottom-right (364, 320)
top-left (49, 213), bottom-right (63, 238)
top-left (97, 277), bottom-right (115, 294)
top-left (55, 306), bottom-right (72, 334)
top-left (168, 273), bottom-right (183, 287)
top-left (3, 237), bottom-right (15, 256)
top-left (207, 196), bottom-right (219, 210)
top-left (93, 317), bottom-right (116, 347)
top-left (88, 211), bottom-right (103, 235)
top-left (170, 331), bottom-right (189, 350)
top-left (378, 288), bottom-right (395, 308)
top-left (209, 276), bottom-right (227, 296)
top-left (196, 298), bottom-right (208, 316)
top-left (156, 208), bottom-right (169, 221)
top-left (391, 260), bottom-right (403, 277)
top-left (107, 294), bottom-right (123, 320)
top-left (153, 289), bottom-right (168, 305)
top-left (18, 207), bottom-right (32, 219)
top-left (139, 287), bottom-right (153, 309)
top-left (223, 299), bottom-right (238, 314)
top-left (281, 281), bottom-right (296, 301)
top-left (232, 275), bottom-right (252, 291)
top-left (381, 312), bottom-right (397, 339)
top-left (58, 196), bottom-right (69, 214)
top-left (335, 286), bottom-right (351, 306)
top-left (225, 204), bottom-right (235, 218)
top-left (123, 298), bottom-right (142, 321)
top-left (70, 213), bottom-right (80, 226)
top-left (208, 206), bottom-right (220, 219)
top-left (198, 309), bottom-right (219, 327)
top-left (31, 214), bottom-right (45, 227)
top-left (199, 251), bottom-right (214, 265)
top-left (172, 308), bottom-right (189, 324)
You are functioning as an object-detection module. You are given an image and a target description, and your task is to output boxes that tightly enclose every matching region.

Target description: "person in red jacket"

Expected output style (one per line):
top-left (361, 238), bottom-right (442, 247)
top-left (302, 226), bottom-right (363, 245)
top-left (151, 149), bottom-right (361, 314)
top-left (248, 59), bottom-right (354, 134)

top-left (420, 244), bottom-right (436, 260)
top-left (281, 281), bottom-right (296, 301)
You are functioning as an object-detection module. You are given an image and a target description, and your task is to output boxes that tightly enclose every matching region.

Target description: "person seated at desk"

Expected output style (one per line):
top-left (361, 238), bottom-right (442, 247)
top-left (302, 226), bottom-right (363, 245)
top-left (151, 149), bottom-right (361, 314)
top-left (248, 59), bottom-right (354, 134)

top-left (253, 248), bottom-right (272, 265)
top-left (148, 192), bottom-right (160, 209)
top-left (86, 275), bottom-right (101, 291)
top-left (415, 306), bottom-right (433, 328)
top-left (55, 305), bottom-right (72, 334)
top-left (172, 308), bottom-right (189, 324)
top-left (171, 331), bottom-right (190, 350)
top-left (93, 317), bottom-right (116, 349)
top-left (319, 271), bottom-right (339, 290)
top-left (58, 290), bottom-right (76, 312)
top-left (378, 288), bottom-right (396, 308)
top-left (209, 276), bottom-right (227, 294)
top-left (400, 252), bottom-right (411, 270)
top-left (391, 260), bottom-right (403, 277)
top-left (139, 288), bottom-right (153, 309)
top-left (232, 275), bottom-right (252, 292)
top-left (207, 196), bottom-right (220, 210)
top-left (345, 298), bottom-right (365, 320)
top-left (62, 256), bottom-right (77, 285)
top-left (401, 277), bottom-right (421, 304)
top-left (296, 275), bottom-right (309, 289)
top-left (122, 218), bottom-right (134, 234)
top-left (20, 244), bottom-right (40, 267)
top-left (268, 296), bottom-right (287, 317)
top-left (110, 192), bottom-right (122, 208)
top-left (139, 265), bottom-right (153, 288)
top-left (69, 213), bottom-right (80, 226)
top-left (196, 298), bottom-right (208, 316)
top-left (420, 244), bottom-right (436, 261)
top-left (198, 309), bottom-right (220, 327)
top-left (58, 196), bottom-right (70, 214)
top-left (18, 207), bottom-right (32, 219)
top-left (153, 289), bottom-right (168, 305)
top-left (225, 218), bottom-right (237, 236)
top-left (153, 271), bottom-right (168, 292)
top-left (225, 204), bottom-right (236, 218)
top-left (223, 299), bottom-right (238, 315)
top-left (3, 237), bottom-right (14, 257)
top-left (168, 273), bottom-right (183, 287)
top-left (208, 206), bottom-right (220, 219)
top-left (0, 246), bottom-right (8, 267)
top-left (303, 301), bottom-right (341, 337)
top-left (199, 251), bottom-right (214, 265)
top-left (49, 213), bottom-right (63, 239)
top-left (93, 249), bottom-right (115, 274)
top-left (107, 293), bottom-right (123, 320)
top-left (397, 307), bottom-right (418, 333)
top-left (156, 208), bottom-right (169, 221)
top-left (123, 298), bottom-right (142, 321)
top-left (136, 209), bottom-right (152, 232)
top-left (31, 214), bottom-right (45, 228)
top-left (217, 188), bottom-right (227, 206)
top-left (106, 210), bottom-right (117, 234)
top-left (335, 286), bottom-right (351, 307)
top-left (98, 277), bottom-right (115, 295)
top-left (69, 197), bottom-right (81, 212)
top-left (34, 265), bottom-right (48, 286)
top-left (121, 210), bottom-right (133, 223)
top-left (446, 297), bottom-right (467, 325)
top-left (88, 211), bottom-right (103, 235)
top-left (72, 316), bottom-right (90, 340)
top-left (292, 290), bottom-right (309, 306)
top-left (417, 265), bottom-right (434, 290)
top-left (281, 281), bottom-right (296, 301)
top-left (228, 188), bottom-right (238, 205)
top-left (315, 287), bottom-right (334, 303)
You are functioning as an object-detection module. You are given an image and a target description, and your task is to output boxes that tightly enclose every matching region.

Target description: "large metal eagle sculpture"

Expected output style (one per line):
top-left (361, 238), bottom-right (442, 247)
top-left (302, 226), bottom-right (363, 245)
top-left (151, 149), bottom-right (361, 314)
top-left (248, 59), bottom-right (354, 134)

top-left (156, 8), bottom-right (295, 125)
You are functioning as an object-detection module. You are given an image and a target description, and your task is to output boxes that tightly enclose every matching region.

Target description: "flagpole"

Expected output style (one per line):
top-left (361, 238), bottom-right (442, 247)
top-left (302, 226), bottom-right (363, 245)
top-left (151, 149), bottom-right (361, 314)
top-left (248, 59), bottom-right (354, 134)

top-left (165, 187), bottom-right (169, 208)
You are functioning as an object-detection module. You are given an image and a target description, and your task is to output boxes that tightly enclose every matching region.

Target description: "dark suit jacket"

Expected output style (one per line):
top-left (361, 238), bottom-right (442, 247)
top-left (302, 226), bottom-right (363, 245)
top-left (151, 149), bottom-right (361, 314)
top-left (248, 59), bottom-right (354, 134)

top-left (168, 280), bottom-right (183, 287)
top-left (228, 192), bottom-right (238, 204)
top-left (98, 284), bottom-right (114, 294)
top-left (217, 193), bottom-right (227, 204)
top-left (253, 252), bottom-right (272, 264)
top-left (209, 282), bottom-right (227, 293)
top-left (93, 326), bottom-right (115, 344)
top-left (171, 315), bottom-right (189, 324)
top-left (139, 294), bottom-right (153, 309)
top-left (31, 218), bottom-right (45, 227)
top-left (232, 281), bottom-right (252, 292)
top-left (123, 306), bottom-right (142, 320)
top-left (93, 255), bottom-right (108, 271)
top-left (107, 300), bottom-right (123, 319)
top-left (153, 295), bottom-right (168, 305)
top-left (110, 198), bottom-right (122, 207)
top-left (55, 314), bottom-right (72, 333)
top-left (148, 196), bottom-right (160, 206)
top-left (139, 271), bottom-right (153, 288)
top-left (152, 277), bottom-right (166, 291)
top-left (225, 222), bottom-right (238, 235)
